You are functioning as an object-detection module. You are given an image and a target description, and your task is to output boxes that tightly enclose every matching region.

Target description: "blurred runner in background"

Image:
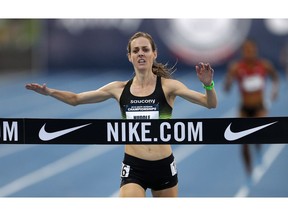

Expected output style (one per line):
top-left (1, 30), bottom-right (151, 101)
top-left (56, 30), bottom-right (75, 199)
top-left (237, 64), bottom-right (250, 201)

top-left (223, 38), bottom-right (279, 176)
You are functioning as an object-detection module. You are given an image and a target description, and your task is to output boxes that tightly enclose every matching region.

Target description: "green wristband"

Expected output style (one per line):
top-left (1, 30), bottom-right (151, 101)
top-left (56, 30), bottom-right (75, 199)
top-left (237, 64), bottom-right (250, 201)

top-left (203, 80), bottom-right (214, 90)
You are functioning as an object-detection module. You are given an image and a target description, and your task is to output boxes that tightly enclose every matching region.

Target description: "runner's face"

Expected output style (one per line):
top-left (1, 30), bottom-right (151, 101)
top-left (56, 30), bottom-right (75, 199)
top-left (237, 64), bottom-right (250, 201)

top-left (242, 41), bottom-right (257, 60)
top-left (128, 37), bottom-right (157, 72)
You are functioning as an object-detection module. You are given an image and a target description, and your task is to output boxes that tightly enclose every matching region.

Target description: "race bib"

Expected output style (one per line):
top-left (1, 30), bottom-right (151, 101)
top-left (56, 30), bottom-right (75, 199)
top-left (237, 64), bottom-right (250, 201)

top-left (125, 104), bottom-right (159, 119)
top-left (120, 163), bottom-right (130, 178)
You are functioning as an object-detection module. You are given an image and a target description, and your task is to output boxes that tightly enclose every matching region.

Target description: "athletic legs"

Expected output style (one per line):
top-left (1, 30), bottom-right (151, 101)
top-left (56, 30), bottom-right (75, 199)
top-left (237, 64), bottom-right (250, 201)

top-left (119, 183), bottom-right (178, 197)
top-left (119, 183), bottom-right (146, 197)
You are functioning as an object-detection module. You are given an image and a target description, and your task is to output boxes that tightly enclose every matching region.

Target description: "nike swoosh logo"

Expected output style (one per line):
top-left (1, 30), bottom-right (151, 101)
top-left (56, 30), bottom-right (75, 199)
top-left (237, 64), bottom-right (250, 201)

top-left (39, 123), bottom-right (92, 141)
top-left (224, 121), bottom-right (277, 141)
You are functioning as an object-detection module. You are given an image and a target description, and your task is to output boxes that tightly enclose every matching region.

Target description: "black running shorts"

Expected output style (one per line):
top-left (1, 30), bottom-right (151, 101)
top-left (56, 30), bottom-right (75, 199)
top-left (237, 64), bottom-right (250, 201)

top-left (120, 153), bottom-right (178, 191)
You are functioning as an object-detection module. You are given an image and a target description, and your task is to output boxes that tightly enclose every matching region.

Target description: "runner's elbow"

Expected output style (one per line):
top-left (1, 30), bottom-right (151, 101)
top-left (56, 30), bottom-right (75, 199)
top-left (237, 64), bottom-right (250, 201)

top-left (207, 102), bottom-right (217, 109)
top-left (68, 95), bottom-right (80, 106)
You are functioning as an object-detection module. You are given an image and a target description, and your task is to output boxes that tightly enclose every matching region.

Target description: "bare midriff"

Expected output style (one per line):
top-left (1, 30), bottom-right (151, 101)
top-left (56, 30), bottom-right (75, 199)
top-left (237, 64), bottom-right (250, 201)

top-left (124, 144), bottom-right (172, 161)
top-left (241, 90), bottom-right (264, 107)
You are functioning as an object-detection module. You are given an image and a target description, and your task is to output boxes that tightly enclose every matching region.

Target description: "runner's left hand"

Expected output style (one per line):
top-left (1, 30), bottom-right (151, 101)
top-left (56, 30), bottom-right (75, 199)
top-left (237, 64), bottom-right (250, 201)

top-left (196, 62), bottom-right (214, 86)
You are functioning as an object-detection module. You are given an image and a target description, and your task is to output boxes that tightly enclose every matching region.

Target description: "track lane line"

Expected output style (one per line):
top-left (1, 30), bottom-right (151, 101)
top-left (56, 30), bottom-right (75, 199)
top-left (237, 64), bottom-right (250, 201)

top-left (0, 145), bottom-right (119, 196)
top-left (234, 144), bottom-right (286, 197)
top-left (0, 145), bottom-right (34, 159)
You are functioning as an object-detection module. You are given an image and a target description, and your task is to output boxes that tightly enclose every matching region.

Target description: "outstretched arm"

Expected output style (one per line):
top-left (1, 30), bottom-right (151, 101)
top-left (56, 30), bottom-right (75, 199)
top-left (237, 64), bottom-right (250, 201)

top-left (25, 81), bottom-right (125, 106)
top-left (164, 62), bottom-right (217, 109)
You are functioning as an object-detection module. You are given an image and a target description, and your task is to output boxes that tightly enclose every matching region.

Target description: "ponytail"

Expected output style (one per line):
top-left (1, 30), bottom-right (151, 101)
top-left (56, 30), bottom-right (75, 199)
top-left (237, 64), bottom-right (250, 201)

top-left (152, 61), bottom-right (176, 79)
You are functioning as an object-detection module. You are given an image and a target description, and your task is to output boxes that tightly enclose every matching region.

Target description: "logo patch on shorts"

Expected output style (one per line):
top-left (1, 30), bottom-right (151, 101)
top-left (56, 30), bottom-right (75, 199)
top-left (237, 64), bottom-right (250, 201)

top-left (170, 160), bottom-right (177, 176)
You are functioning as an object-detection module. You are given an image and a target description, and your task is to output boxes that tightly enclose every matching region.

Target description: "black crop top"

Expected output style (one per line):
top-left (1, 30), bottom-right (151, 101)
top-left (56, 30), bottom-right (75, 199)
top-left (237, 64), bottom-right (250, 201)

top-left (119, 76), bottom-right (172, 119)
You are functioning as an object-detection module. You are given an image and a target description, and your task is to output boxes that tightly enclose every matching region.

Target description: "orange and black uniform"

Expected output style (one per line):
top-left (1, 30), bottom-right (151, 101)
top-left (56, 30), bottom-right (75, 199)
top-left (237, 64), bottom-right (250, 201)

top-left (235, 60), bottom-right (267, 117)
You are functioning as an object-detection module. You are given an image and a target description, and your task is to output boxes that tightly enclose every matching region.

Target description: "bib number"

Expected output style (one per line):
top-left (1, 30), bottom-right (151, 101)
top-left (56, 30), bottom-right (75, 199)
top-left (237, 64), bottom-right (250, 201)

top-left (120, 163), bottom-right (130, 178)
top-left (125, 104), bottom-right (159, 119)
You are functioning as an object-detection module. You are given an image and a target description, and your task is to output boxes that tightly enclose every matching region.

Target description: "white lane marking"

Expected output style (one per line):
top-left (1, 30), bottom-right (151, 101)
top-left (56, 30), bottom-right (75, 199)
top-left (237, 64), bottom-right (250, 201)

top-left (0, 145), bottom-right (119, 196)
top-left (235, 144), bottom-right (286, 197)
top-left (0, 145), bottom-right (34, 159)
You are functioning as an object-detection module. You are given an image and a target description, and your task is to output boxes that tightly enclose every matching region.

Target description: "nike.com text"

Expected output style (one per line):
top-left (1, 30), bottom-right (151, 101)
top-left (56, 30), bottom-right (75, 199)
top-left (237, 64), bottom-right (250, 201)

top-left (107, 121), bottom-right (203, 143)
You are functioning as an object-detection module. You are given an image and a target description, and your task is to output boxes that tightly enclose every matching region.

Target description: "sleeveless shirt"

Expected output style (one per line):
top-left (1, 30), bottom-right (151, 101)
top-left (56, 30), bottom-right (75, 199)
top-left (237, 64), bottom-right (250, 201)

top-left (119, 76), bottom-right (172, 119)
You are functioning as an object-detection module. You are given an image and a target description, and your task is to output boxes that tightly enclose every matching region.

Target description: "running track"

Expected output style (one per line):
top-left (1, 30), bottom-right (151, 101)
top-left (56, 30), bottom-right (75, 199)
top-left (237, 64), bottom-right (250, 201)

top-left (0, 69), bottom-right (287, 197)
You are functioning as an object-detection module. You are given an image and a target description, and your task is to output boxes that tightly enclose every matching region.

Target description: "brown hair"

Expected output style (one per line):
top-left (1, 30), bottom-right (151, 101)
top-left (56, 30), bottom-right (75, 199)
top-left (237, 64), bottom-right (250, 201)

top-left (127, 32), bottom-right (175, 78)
